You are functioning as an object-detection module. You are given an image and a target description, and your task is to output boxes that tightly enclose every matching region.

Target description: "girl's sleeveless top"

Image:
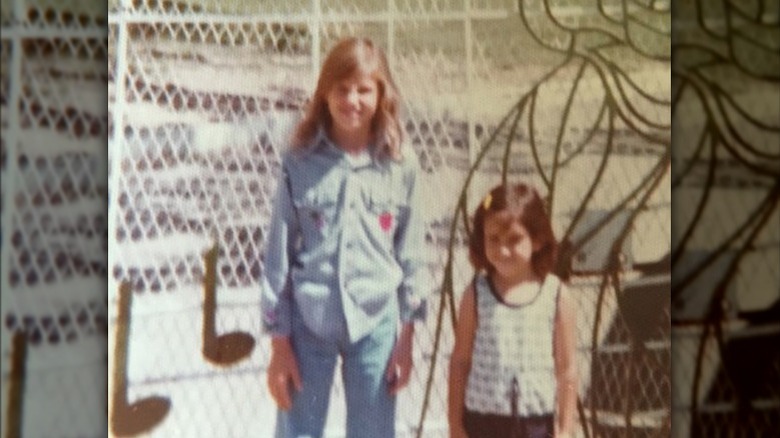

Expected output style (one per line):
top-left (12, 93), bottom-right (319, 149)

top-left (464, 273), bottom-right (561, 417)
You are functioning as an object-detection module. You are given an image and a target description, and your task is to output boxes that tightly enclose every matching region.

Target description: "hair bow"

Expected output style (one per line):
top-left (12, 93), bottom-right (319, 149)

top-left (482, 193), bottom-right (493, 210)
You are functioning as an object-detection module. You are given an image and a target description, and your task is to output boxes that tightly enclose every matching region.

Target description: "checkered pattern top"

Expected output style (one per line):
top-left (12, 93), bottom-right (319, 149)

top-left (464, 273), bottom-right (561, 416)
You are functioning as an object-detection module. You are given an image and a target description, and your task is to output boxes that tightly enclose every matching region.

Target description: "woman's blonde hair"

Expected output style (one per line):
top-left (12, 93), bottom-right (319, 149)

top-left (291, 37), bottom-right (403, 160)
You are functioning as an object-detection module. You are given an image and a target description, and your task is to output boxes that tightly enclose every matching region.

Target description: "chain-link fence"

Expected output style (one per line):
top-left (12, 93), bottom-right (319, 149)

top-left (1, 0), bottom-right (108, 437)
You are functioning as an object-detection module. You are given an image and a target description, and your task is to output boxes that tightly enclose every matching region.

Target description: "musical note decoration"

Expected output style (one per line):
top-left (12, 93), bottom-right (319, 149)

top-left (110, 282), bottom-right (171, 437)
top-left (201, 242), bottom-right (255, 366)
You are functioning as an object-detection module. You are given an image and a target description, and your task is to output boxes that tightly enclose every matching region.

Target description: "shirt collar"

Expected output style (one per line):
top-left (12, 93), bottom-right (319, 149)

top-left (313, 125), bottom-right (380, 170)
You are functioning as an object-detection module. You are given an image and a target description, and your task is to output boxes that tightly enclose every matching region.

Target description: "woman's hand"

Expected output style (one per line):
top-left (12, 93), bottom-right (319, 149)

top-left (385, 323), bottom-right (414, 395)
top-left (267, 336), bottom-right (302, 411)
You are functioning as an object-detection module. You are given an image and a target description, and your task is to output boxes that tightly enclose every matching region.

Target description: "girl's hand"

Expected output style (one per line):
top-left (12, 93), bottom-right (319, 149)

top-left (385, 323), bottom-right (414, 395)
top-left (267, 336), bottom-right (302, 411)
top-left (449, 424), bottom-right (469, 438)
top-left (555, 430), bottom-right (575, 438)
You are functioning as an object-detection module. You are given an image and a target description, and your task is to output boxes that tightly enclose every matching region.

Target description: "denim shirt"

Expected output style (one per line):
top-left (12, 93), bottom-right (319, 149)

top-left (260, 129), bottom-right (429, 343)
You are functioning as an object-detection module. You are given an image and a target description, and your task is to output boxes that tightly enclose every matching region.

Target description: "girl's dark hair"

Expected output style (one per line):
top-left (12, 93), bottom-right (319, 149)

top-left (468, 182), bottom-right (558, 278)
top-left (291, 37), bottom-right (403, 160)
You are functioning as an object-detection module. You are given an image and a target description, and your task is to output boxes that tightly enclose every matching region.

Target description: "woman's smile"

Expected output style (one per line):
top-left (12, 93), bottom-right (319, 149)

top-left (326, 72), bottom-right (379, 140)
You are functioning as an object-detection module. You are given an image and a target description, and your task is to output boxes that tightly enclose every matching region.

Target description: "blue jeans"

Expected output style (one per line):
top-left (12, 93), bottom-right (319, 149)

top-left (274, 310), bottom-right (397, 438)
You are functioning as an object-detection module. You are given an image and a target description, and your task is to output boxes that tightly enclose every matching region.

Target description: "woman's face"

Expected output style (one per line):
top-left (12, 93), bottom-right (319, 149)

top-left (325, 71), bottom-right (379, 139)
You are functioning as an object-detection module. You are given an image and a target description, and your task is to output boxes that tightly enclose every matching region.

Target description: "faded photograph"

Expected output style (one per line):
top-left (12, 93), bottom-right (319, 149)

top-left (102, 1), bottom-right (672, 437)
top-left (1, 1), bottom-right (776, 438)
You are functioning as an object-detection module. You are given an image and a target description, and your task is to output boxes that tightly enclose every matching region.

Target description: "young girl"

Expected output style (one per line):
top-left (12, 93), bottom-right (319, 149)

top-left (448, 183), bottom-right (577, 438)
top-left (259, 37), bottom-right (429, 438)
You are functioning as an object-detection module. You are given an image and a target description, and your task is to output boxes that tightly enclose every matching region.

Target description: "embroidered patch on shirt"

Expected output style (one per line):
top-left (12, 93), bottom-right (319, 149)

top-left (310, 211), bottom-right (324, 229)
top-left (379, 212), bottom-right (393, 232)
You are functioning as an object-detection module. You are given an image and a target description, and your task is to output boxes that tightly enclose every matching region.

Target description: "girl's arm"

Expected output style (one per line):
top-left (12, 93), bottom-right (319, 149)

top-left (393, 153), bottom-right (430, 325)
top-left (268, 336), bottom-right (302, 410)
top-left (261, 160), bottom-right (303, 409)
top-left (448, 284), bottom-right (477, 438)
top-left (386, 154), bottom-right (429, 394)
top-left (385, 321), bottom-right (414, 395)
top-left (260, 162), bottom-right (297, 338)
top-left (554, 283), bottom-right (578, 438)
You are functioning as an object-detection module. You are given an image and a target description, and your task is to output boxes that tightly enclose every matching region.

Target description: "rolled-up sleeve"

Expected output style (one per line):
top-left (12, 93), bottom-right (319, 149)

top-left (394, 153), bottom-right (430, 323)
top-left (259, 161), bottom-right (296, 337)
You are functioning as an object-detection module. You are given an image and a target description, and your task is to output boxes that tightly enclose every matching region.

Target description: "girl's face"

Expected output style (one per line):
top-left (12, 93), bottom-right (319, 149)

top-left (326, 71), bottom-right (379, 139)
top-left (483, 212), bottom-right (538, 279)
